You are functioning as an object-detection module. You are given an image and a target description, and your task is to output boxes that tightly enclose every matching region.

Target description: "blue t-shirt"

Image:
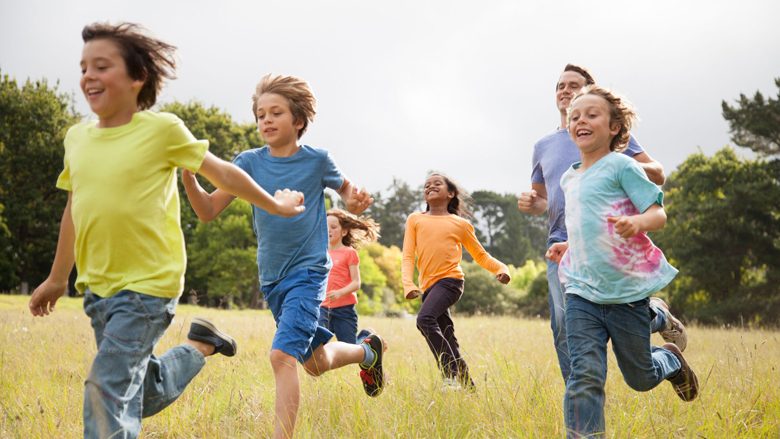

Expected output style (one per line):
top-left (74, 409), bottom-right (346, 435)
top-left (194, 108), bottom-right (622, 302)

top-left (557, 153), bottom-right (678, 304)
top-left (531, 129), bottom-right (644, 244)
top-left (233, 145), bottom-right (345, 287)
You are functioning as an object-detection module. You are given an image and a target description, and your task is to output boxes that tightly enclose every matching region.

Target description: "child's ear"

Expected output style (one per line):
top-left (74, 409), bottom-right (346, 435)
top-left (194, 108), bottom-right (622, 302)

top-left (609, 121), bottom-right (621, 136)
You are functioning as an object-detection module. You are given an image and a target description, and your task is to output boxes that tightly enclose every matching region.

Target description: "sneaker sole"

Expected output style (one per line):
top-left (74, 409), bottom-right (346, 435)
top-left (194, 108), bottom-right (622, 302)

top-left (192, 317), bottom-right (237, 357)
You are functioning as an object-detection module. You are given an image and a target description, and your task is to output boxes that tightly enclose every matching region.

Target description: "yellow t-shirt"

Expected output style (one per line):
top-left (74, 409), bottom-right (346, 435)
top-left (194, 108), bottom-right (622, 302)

top-left (401, 212), bottom-right (508, 295)
top-left (56, 111), bottom-right (208, 298)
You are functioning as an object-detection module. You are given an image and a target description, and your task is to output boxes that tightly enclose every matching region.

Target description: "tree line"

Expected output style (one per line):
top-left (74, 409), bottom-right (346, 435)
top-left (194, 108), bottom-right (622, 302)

top-left (1, 70), bottom-right (778, 326)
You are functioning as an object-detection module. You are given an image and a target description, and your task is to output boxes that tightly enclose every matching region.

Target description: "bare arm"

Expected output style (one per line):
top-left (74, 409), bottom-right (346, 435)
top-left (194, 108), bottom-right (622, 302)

top-left (517, 183), bottom-right (548, 216)
top-left (181, 167), bottom-right (236, 222)
top-left (29, 193), bottom-right (75, 316)
top-left (337, 179), bottom-right (373, 215)
top-left (632, 152), bottom-right (666, 186)
top-left (607, 203), bottom-right (667, 238)
top-left (328, 264), bottom-right (361, 300)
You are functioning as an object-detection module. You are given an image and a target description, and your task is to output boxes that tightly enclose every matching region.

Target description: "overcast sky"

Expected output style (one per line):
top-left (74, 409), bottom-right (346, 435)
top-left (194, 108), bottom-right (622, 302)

top-left (2, 0), bottom-right (778, 194)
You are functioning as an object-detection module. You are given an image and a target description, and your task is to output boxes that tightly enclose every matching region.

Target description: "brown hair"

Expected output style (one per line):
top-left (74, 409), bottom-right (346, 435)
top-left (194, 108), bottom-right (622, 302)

top-left (570, 85), bottom-right (637, 152)
top-left (327, 209), bottom-right (380, 248)
top-left (82, 22), bottom-right (177, 110)
top-left (252, 74), bottom-right (316, 139)
top-left (424, 172), bottom-right (473, 218)
top-left (558, 64), bottom-right (596, 90)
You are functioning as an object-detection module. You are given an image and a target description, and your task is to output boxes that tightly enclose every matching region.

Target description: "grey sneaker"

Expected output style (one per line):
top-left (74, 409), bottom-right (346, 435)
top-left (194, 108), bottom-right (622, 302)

top-left (650, 297), bottom-right (687, 351)
top-left (188, 317), bottom-right (237, 357)
top-left (663, 343), bottom-right (698, 401)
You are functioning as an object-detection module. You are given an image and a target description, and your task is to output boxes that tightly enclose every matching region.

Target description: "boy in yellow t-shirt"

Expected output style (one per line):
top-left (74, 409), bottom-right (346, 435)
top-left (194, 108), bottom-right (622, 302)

top-left (28, 22), bottom-right (303, 438)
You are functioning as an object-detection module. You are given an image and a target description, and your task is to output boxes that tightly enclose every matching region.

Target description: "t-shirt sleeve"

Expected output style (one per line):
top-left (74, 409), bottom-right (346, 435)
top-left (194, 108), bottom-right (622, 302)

top-left (460, 220), bottom-right (509, 275)
top-left (401, 214), bottom-right (419, 294)
top-left (531, 142), bottom-right (545, 184)
top-left (165, 116), bottom-right (209, 172)
top-left (321, 150), bottom-right (345, 190)
top-left (619, 159), bottom-right (663, 213)
top-left (348, 247), bottom-right (360, 265)
top-left (623, 134), bottom-right (645, 157)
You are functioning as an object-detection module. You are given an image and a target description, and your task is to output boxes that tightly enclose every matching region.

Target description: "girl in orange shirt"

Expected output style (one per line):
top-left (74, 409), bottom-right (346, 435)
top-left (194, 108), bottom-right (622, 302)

top-left (319, 209), bottom-right (380, 343)
top-left (402, 173), bottom-right (510, 389)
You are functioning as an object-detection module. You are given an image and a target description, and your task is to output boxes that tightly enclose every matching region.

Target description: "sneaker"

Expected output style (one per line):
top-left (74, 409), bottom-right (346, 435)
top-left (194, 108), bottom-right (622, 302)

top-left (663, 343), bottom-right (698, 401)
top-left (188, 317), bottom-right (237, 357)
top-left (650, 297), bottom-right (688, 352)
top-left (359, 333), bottom-right (385, 397)
top-left (356, 328), bottom-right (374, 345)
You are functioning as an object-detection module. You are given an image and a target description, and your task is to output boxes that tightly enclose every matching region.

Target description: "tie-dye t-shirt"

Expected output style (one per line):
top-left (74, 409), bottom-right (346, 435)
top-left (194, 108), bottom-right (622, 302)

top-left (558, 152), bottom-right (677, 304)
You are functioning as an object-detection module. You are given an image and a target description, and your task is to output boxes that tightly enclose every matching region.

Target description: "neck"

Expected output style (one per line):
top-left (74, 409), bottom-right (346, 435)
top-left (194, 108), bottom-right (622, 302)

top-left (579, 146), bottom-right (611, 170)
top-left (427, 203), bottom-right (450, 215)
top-left (98, 108), bottom-right (137, 128)
top-left (559, 110), bottom-right (568, 131)
top-left (268, 141), bottom-right (300, 157)
top-left (329, 241), bottom-right (345, 250)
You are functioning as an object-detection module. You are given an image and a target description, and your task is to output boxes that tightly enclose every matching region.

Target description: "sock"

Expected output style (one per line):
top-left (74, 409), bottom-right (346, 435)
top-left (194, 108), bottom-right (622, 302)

top-left (360, 342), bottom-right (375, 368)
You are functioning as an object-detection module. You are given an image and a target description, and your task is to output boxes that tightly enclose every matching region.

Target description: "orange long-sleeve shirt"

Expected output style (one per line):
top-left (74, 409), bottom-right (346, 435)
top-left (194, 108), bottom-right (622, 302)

top-left (401, 212), bottom-right (509, 296)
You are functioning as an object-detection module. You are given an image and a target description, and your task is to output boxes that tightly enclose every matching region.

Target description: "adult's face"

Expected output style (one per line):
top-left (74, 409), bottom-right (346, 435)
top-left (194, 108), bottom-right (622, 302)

top-left (555, 71), bottom-right (587, 113)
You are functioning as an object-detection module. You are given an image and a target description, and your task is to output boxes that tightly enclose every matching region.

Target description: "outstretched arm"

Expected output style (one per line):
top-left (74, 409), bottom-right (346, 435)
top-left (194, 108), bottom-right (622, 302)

top-left (29, 193), bottom-right (75, 316)
top-left (632, 152), bottom-right (666, 186)
top-left (517, 183), bottom-right (548, 216)
top-left (337, 179), bottom-right (373, 215)
top-left (461, 223), bottom-right (511, 284)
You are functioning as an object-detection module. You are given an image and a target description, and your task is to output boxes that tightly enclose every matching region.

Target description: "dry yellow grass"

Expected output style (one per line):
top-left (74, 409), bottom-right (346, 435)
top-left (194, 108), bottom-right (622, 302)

top-left (1, 294), bottom-right (779, 438)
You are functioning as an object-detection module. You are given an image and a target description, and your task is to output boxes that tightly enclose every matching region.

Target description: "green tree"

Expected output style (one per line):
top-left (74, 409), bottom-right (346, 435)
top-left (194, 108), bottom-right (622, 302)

top-left (0, 73), bottom-right (79, 291)
top-left (367, 178), bottom-right (422, 248)
top-left (722, 78), bottom-right (780, 157)
top-left (455, 261), bottom-right (522, 315)
top-left (655, 148), bottom-right (780, 325)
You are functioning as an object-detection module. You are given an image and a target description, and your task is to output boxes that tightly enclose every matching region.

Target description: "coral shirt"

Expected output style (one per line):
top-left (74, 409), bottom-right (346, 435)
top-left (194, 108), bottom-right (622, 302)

top-left (321, 246), bottom-right (360, 308)
top-left (402, 212), bottom-right (508, 296)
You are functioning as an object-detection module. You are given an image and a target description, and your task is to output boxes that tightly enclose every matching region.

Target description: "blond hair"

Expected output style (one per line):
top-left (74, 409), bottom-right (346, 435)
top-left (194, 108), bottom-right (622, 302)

top-left (570, 85), bottom-right (637, 152)
top-left (251, 74), bottom-right (316, 139)
top-left (327, 209), bottom-right (380, 248)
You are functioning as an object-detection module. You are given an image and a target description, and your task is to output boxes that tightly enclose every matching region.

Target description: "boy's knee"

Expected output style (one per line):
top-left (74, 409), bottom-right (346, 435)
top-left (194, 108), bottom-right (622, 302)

top-left (269, 349), bottom-right (297, 373)
top-left (302, 350), bottom-right (326, 377)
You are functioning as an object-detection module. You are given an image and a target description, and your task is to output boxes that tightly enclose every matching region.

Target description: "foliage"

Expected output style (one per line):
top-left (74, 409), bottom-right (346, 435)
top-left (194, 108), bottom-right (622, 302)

top-left (722, 78), bottom-right (780, 157)
top-left (187, 199), bottom-right (258, 308)
top-left (455, 261), bottom-right (523, 315)
top-left (366, 177), bottom-right (423, 248)
top-left (0, 72), bottom-right (79, 291)
top-left (655, 148), bottom-right (780, 325)
top-left (355, 246), bottom-right (387, 316)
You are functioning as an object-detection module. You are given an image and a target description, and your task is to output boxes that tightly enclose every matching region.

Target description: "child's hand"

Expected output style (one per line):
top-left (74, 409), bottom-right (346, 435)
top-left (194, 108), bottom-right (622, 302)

top-left (273, 189), bottom-right (305, 217)
top-left (405, 289), bottom-right (422, 300)
top-left (29, 278), bottom-right (67, 317)
top-left (607, 215), bottom-right (640, 238)
top-left (517, 190), bottom-right (538, 213)
top-left (496, 273), bottom-right (511, 284)
top-left (344, 186), bottom-right (373, 215)
top-left (545, 242), bottom-right (569, 264)
top-left (181, 169), bottom-right (196, 182)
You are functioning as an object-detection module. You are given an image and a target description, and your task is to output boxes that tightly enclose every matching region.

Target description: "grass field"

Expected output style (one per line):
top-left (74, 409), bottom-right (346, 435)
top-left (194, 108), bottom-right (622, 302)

top-left (1, 294), bottom-right (779, 438)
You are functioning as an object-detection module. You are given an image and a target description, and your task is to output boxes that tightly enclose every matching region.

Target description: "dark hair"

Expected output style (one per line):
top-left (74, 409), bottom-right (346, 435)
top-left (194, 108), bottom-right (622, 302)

top-left (82, 22), bottom-right (177, 110)
top-left (326, 209), bottom-right (380, 248)
top-left (558, 64), bottom-right (596, 89)
top-left (424, 172), bottom-right (472, 218)
top-left (252, 74), bottom-right (317, 139)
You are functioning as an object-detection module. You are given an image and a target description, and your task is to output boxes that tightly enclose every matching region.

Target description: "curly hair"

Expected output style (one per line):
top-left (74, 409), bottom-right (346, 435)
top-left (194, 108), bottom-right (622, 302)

top-left (424, 172), bottom-right (473, 218)
top-left (327, 209), bottom-right (380, 248)
top-left (252, 74), bottom-right (317, 139)
top-left (82, 22), bottom-right (177, 110)
top-left (570, 85), bottom-right (637, 152)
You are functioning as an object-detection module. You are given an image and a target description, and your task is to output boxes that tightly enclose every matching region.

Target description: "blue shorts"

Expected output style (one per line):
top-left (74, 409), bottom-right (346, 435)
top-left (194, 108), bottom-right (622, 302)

top-left (263, 268), bottom-right (334, 362)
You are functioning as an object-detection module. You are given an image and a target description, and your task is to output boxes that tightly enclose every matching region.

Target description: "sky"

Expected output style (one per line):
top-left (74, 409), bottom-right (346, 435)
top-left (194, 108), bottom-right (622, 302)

top-left (1, 0), bottom-right (779, 195)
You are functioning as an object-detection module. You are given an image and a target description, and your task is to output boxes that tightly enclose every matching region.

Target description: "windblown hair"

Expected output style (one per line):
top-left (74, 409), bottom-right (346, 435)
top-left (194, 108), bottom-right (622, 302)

top-left (327, 209), bottom-right (380, 248)
top-left (82, 22), bottom-right (177, 110)
top-left (424, 172), bottom-right (473, 218)
top-left (571, 85), bottom-right (638, 152)
top-left (252, 74), bottom-right (317, 139)
top-left (559, 63), bottom-right (596, 89)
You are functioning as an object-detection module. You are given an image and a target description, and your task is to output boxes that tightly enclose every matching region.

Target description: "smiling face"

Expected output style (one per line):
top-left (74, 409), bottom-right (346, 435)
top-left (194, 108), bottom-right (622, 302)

top-left (327, 214), bottom-right (346, 247)
top-left (255, 92), bottom-right (304, 148)
top-left (568, 94), bottom-right (619, 155)
top-left (424, 174), bottom-right (454, 205)
top-left (80, 38), bottom-right (144, 127)
top-left (556, 70), bottom-right (587, 113)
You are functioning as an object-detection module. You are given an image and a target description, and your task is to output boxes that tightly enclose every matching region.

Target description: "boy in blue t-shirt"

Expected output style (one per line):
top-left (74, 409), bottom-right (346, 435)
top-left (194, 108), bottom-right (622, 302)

top-left (546, 86), bottom-right (698, 437)
top-left (182, 74), bottom-right (385, 439)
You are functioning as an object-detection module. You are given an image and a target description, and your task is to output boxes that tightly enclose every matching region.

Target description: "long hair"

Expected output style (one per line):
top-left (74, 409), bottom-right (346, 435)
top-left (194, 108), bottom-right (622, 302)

top-left (327, 209), bottom-right (380, 248)
top-left (424, 172), bottom-right (473, 218)
top-left (570, 85), bottom-right (638, 152)
top-left (82, 22), bottom-right (177, 110)
top-left (252, 74), bottom-right (317, 139)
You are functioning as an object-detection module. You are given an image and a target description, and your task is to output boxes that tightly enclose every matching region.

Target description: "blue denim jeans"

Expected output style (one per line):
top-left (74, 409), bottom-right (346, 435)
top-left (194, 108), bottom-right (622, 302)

top-left (563, 294), bottom-right (682, 438)
top-left (83, 290), bottom-right (205, 439)
top-left (318, 304), bottom-right (358, 344)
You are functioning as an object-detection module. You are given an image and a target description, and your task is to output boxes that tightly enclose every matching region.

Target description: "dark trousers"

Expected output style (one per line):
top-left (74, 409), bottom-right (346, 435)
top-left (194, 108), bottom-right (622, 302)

top-left (416, 278), bottom-right (473, 386)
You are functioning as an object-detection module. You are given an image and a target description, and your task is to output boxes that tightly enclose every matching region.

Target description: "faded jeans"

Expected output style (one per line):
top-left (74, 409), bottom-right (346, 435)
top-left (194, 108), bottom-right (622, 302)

top-left (83, 290), bottom-right (205, 439)
top-left (563, 294), bottom-right (681, 438)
